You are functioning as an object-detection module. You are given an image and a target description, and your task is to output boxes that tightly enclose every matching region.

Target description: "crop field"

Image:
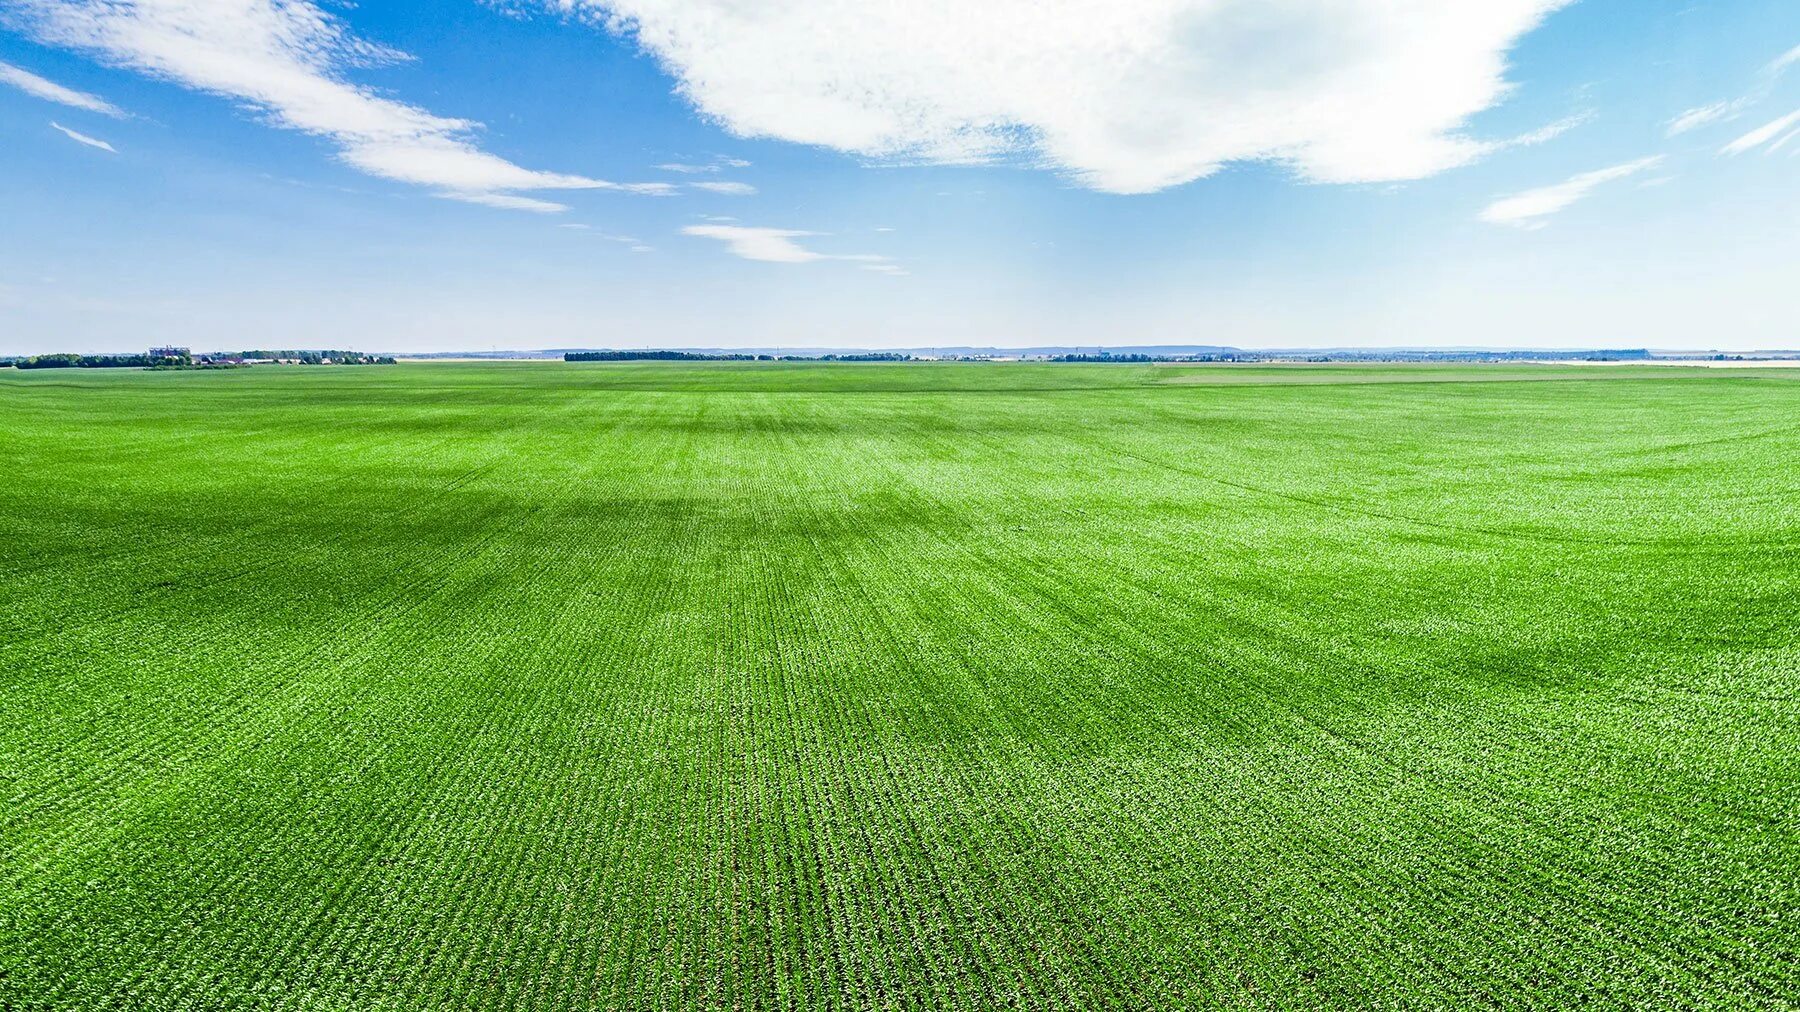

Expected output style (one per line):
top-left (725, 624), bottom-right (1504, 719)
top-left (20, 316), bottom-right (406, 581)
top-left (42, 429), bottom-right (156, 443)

top-left (2, 361), bottom-right (1797, 1009)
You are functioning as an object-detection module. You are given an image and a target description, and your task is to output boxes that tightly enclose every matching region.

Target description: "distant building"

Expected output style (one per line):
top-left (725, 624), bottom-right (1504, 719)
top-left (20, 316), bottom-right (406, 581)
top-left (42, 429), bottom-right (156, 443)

top-left (149, 346), bottom-right (190, 359)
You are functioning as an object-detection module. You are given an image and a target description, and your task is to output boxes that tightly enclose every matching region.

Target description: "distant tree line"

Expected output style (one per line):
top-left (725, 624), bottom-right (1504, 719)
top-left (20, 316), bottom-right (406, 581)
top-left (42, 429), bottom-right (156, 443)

top-left (1044, 349), bottom-right (1658, 364)
top-left (566, 350), bottom-right (772, 362)
top-left (231, 350), bottom-right (396, 365)
top-left (8, 351), bottom-right (192, 369)
top-left (1050, 353), bottom-right (1166, 363)
top-left (4, 349), bottom-right (395, 369)
top-left (564, 350), bottom-right (914, 362)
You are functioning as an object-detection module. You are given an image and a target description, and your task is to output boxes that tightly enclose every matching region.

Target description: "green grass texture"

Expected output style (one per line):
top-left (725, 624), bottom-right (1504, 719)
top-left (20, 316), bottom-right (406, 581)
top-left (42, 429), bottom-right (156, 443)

top-left (3, 362), bottom-right (1796, 1009)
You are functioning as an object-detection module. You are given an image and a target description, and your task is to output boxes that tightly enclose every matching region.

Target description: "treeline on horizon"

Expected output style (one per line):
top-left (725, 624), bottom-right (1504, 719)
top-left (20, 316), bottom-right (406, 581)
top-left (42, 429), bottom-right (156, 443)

top-left (564, 350), bottom-right (914, 362)
top-left (6, 352), bottom-right (192, 370)
top-left (231, 350), bottom-right (397, 365)
top-left (4, 350), bottom-right (397, 369)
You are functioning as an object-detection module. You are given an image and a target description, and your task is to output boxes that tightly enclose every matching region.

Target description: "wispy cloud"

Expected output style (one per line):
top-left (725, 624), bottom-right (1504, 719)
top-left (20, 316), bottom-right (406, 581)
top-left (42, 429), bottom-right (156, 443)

top-left (1768, 43), bottom-right (1800, 76)
top-left (50, 119), bottom-right (115, 151)
top-left (1478, 155), bottom-right (1663, 229)
top-left (554, 1), bottom-right (1570, 194)
top-left (1503, 110), bottom-right (1594, 148)
top-left (680, 226), bottom-right (825, 263)
top-left (7, 0), bottom-right (669, 210)
top-left (1666, 42), bottom-right (1800, 138)
top-left (655, 156), bottom-right (751, 174)
top-left (560, 224), bottom-right (648, 249)
top-left (1722, 109), bottom-right (1800, 155)
top-left (0, 59), bottom-right (123, 116)
top-left (1766, 128), bottom-right (1800, 155)
top-left (690, 181), bottom-right (756, 195)
top-left (443, 191), bottom-right (569, 213)
top-left (1667, 99), bottom-right (1748, 136)
top-left (681, 224), bottom-right (893, 269)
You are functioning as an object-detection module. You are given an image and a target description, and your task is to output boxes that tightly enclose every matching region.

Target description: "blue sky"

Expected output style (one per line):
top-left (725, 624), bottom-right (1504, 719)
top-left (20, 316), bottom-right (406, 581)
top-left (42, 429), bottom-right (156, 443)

top-left (1, 0), bottom-right (1796, 354)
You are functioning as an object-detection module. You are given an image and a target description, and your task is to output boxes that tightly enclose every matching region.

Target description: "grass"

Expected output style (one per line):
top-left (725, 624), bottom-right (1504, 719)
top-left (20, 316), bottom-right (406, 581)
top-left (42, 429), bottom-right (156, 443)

top-left (2, 361), bottom-right (1796, 1009)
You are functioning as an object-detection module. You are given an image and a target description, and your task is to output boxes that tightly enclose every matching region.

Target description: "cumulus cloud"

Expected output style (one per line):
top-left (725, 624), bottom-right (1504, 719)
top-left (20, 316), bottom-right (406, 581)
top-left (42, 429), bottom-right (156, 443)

top-left (681, 224), bottom-right (891, 267)
top-left (50, 119), bottom-right (116, 151)
top-left (1721, 109), bottom-right (1800, 155)
top-left (0, 59), bottom-right (123, 116)
top-left (548, 0), bottom-right (1568, 194)
top-left (6, 0), bottom-right (668, 209)
top-left (1478, 156), bottom-right (1663, 229)
top-left (690, 180), bottom-right (756, 195)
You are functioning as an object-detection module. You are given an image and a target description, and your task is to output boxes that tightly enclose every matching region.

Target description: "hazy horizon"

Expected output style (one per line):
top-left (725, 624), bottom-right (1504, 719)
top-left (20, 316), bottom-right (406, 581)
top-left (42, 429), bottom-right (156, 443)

top-left (4, 1), bottom-right (1798, 353)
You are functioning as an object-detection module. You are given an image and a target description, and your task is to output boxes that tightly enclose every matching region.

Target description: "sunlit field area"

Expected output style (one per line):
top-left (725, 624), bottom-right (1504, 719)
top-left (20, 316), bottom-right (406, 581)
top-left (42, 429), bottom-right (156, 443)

top-left (3, 362), bottom-right (1796, 1009)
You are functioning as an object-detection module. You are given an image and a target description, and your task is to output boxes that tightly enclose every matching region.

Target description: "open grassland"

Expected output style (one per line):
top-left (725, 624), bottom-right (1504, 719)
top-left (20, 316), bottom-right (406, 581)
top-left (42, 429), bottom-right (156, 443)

top-left (2, 361), bottom-right (1797, 1010)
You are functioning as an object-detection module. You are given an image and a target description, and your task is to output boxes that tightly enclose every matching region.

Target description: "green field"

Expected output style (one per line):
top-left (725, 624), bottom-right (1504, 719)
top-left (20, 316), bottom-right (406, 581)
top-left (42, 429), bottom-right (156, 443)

top-left (3, 361), bottom-right (1796, 1009)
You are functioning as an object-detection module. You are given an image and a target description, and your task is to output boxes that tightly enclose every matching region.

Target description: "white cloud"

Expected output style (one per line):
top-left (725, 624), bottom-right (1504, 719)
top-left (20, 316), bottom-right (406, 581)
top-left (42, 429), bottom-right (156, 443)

top-left (7, 0), bottom-right (667, 209)
top-left (1666, 100), bottom-right (1747, 136)
top-left (0, 59), bottom-right (123, 116)
top-left (1666, 43), bottom-right (1800, 138)
top-left (1504, 111), bottom-right (1592, 148)
top-left (681, 224), bottom-right (891, 267)
top-left (690, 180), bottom-right (756, 195)
top-left (443, 191), bottom-right (569, 213)
top-left (1478, 156), bottom-right (1663, 229)
top-left (561, 226), bottom-right (647, 247)
top-left (1722, 109), bottom-right (1800, 155)
top-left (50, 119), bottom-right (116, 151)
top-left (655, 156), bottom-right (751, 174)
top-left (1768, 43), bottom-right (1800, 76)
top-left (552, 0), bottom-right (1568, 194)
top-left (681, 225), bottom-right (822, 263)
